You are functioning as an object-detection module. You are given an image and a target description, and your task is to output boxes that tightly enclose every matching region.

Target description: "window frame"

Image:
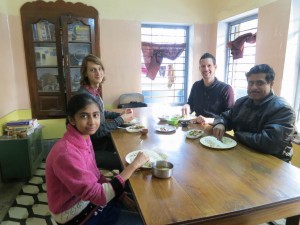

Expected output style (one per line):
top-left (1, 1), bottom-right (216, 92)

top-left (141, 24), bottom-right (189, 106)
top-left (225, 14), bottom-right (258, 100)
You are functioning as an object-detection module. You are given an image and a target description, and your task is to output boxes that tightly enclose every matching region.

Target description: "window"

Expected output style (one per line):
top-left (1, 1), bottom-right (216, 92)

top-left (141, 24), bottom-right (189, 105)
top-left (226, 15), bottom-right (258, 100)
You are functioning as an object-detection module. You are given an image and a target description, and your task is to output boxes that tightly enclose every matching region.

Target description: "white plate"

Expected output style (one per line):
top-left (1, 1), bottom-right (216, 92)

top-left (158, 114), bottom-right (181, 122)
top-left (186, 129), bottom-right (204, 139)
top-left (125, 150), bottom-right (168, 168)
top-left (178, 115), bottom-right (197, 122)
top-left (158, 115), bottom-right (170, 122)
top-left (155, 125), bottom-right (176, 133)
top-left (123, 118), bottom-right (140, 126)
top-left (126, 125), bottom-right (145, 133)
top-left (200, 136), bottom-right (237, 149)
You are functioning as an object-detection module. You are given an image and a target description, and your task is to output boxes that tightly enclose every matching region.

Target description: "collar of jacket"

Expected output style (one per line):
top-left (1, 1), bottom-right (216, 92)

top-left (201, 77), bottom-right (219, 90)
top-left (65, 124), bottom-right (93, 152)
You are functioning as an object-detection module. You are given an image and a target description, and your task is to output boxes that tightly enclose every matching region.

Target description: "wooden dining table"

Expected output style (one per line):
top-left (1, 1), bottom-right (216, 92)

top-left (110, 106), bottom-right (300, 225)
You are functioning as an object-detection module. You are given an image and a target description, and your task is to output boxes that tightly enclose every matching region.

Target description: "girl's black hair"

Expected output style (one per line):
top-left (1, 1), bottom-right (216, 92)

top-left (66, 93), bottom-right (100, 125)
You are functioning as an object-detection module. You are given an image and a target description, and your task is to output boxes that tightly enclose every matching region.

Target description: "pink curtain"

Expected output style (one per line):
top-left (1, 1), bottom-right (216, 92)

top-left (227, 33), bottom-right (256, 60)
top-left (141, 42), bottom-right (186, 80)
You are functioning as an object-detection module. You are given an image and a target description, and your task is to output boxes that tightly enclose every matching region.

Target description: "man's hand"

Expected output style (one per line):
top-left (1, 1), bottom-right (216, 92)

top-left (181, 104), bottom-right (190, 117)
top-left (213, 124), bottom-right (225, 141)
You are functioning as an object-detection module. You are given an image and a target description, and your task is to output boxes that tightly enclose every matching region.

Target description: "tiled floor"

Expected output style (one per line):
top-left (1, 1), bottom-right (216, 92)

top-left (0, 180), bottom-right (24, 221)
top-left (0, 163), bottom-right (119, 224)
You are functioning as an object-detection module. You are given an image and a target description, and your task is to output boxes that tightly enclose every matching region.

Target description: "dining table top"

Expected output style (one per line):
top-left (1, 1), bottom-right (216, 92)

top-left (110, 106), bottom-right (300, 225)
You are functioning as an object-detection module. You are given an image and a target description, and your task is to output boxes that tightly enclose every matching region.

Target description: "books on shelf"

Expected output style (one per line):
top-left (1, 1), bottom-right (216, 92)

top-left (33, 20), bottom-right (56, 42)
top-left (6, 119), bottom-right (39, 127)
top-left (4, 119), bottom-right (40, 137)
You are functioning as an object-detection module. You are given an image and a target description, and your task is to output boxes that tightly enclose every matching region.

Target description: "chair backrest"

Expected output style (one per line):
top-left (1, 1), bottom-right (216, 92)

top-left (119, 93), bottom-right (144, 104)
top-left (118, 93), bottom-right (147, 108)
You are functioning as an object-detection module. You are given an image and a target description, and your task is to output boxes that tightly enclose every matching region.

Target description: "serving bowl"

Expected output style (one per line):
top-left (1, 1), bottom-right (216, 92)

top-left (152, 160), bottom-right (173, 178)
top-left (166, 118), bottom-right (179, 125)
top-left (181, 121), bottom-right (189, 128)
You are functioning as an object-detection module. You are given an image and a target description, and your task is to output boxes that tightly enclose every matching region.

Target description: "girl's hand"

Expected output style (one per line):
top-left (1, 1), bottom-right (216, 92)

top-left (121, 108), bottom-right (133, 115)
top-left (194, 115), bottom-right (214, 125)
top-left (125, 108), bottom-right (133, 114)
top-left (131, 152), bottom-right (149, 169)
top-left (119, 152), bottom-right (149, 181)
top-left (121, 113), bottom-right (134, 123)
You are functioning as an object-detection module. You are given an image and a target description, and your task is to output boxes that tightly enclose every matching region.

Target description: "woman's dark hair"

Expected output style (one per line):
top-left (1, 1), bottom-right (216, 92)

top-left (200, 52), bottom-right (216, 65)
top-left (80, 54), bottom-right (106, 85)
top-left (246, 64), bottom-right (275, 83)
top-left (66, 93), bottom-right (100, 124)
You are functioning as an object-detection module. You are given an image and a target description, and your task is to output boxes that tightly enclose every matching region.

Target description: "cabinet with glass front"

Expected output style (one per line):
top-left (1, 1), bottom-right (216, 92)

top-left (20, 0), bottom-right (100, 119)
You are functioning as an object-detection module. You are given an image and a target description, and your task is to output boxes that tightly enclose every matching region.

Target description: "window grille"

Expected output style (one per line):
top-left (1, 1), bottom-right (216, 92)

top-left (226, 15), bottom-right (258, 100)
top-left (141, 25), bottom-right (189, 105)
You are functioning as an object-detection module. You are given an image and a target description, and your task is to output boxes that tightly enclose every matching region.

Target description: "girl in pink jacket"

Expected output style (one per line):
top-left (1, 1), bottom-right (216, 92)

top-left (46, 93), bottom-right (149, 225)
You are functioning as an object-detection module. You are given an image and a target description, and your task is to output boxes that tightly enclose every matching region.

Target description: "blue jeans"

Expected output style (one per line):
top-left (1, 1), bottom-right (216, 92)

top-left (116, 209), bottom-right (144, 225)
top-left (84, 201), bottom-right (143, 225)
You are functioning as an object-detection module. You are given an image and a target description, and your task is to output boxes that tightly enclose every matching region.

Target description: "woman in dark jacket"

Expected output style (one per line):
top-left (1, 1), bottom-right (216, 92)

top-left (77, 54), bottom-right (134, 169)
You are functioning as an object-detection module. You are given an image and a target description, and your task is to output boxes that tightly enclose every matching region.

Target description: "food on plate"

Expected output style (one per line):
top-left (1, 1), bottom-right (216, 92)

top-left (126, 150), bottom-right (167, 168)
top-left (202, 136), bottom-right (227, 148)
top-left (155, 125), bottom-right (176, 133)
top-left (126, 124), bottom-right (146, 133)
top-left (129, 125), bottom-right (145, 130)
top-left (124, 118), bottom-right (139, 125)
top-left (188, 130), bottom-right (203, 137)
top-left (206, 137), bottom-right (225, 148)
top-left (160, 127), bottom-right (167, 131)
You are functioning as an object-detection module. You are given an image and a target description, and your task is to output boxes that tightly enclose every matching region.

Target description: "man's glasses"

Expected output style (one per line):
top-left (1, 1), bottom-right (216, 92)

top-left (247, 80), bottom-right (267, 86)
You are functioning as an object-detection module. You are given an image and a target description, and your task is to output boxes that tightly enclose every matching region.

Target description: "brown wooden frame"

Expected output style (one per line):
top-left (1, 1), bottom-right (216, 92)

top-left (20, 0), bottom-right (100, 119)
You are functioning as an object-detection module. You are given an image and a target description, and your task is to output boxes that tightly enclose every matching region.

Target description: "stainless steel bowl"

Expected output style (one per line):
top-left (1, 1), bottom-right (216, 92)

top-left (152, 160), bottom-right (173, 178)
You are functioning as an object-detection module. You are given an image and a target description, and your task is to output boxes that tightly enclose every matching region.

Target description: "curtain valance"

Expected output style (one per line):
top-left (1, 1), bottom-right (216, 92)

top-left (141, 42), bottom-right (186, 80)
top-left (227, 33), bottom-right (256, 60)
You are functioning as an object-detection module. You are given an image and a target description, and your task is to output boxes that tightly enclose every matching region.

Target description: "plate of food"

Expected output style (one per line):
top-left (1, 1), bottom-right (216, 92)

top-left (186, 129), bottom-right (204, 139)
top-left (125, 150), bottom-right (168, 168)
top-left (200, 136), bottom-right (237, 149)
top-left (126, 125), bottom-right (146, 133)
top-left (123, 118), bottom-right (140, 126)
top-left (155, 125), bottom-right (176, 133)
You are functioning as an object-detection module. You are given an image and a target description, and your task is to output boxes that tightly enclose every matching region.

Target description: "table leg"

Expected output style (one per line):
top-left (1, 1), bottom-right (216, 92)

top-left (286, 215), bottom-right (300, 225)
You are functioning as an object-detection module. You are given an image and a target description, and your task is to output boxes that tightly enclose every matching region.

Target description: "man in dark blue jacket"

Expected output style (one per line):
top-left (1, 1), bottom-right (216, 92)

top-left (182, 53), bottom-right (234, 124)
top-left (213, 64), bottom-right (296, 162)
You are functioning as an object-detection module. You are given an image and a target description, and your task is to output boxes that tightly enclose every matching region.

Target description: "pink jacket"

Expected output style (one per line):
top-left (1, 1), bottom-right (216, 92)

top-left (46, 124), bottom-right (124, 214)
